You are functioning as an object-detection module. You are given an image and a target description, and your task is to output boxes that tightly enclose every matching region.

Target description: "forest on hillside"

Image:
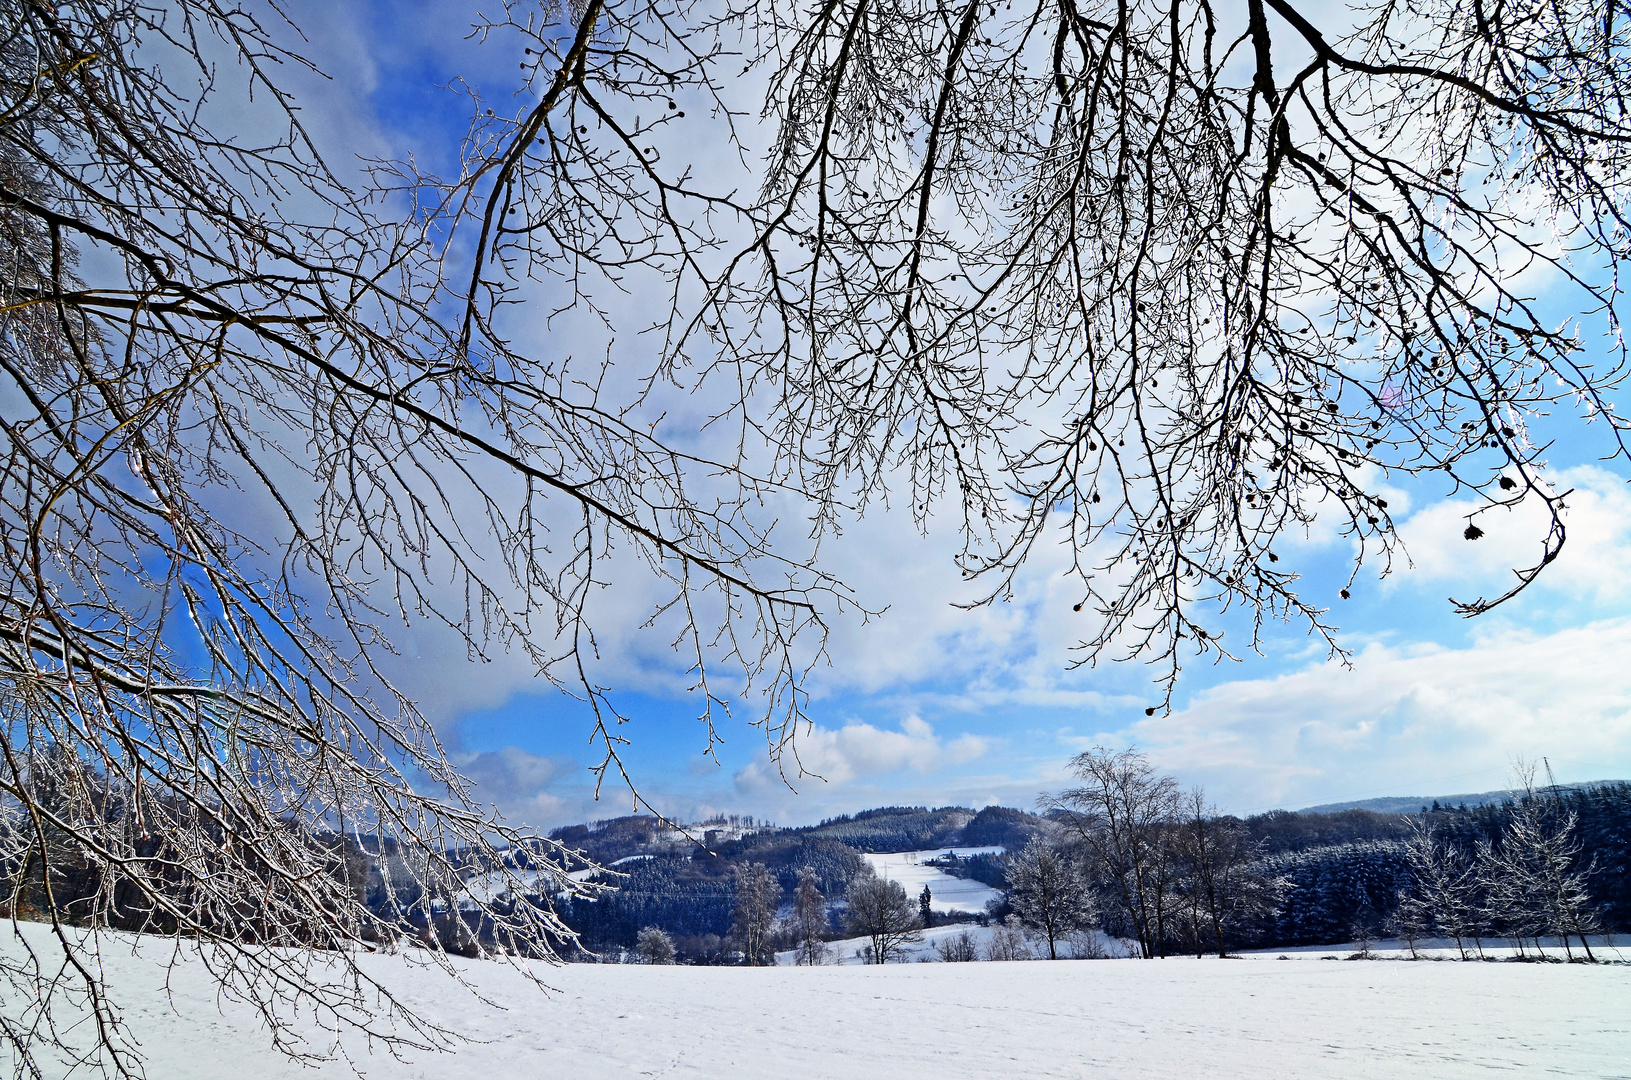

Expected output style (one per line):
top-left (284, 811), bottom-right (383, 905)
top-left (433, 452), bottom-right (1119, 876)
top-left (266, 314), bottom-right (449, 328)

top-left (8, 754), bottom-right (1622, 965)
top-left (537, 774), bottom-right (1629, 963)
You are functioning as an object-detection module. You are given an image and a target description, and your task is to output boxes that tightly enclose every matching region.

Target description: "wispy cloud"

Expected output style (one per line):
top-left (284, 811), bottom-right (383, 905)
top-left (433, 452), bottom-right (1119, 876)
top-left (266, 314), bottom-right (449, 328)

top-left (1391, 465), bottom-right (1631, 602)
top-left (734, 715), bottom-right (990, 791)
top-left (282, 2), bottom-right (1631, 829)
top-left (453, 747), bottom-right (577, 823)
top-left (1124, 618), bottom-right (1631, 812)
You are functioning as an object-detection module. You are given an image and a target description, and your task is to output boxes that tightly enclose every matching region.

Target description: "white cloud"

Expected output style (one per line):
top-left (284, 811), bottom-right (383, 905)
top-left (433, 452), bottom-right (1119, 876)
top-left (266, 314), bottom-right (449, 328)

top-left (1391, 465), bottom-right (1631, 601)
top-left (734, 714), bottom-right (990, 791)
top-left (452, 746), bottom-right (576, 824)
top-left (1127, 618), bottom-right (1631, 813)
top-left (256, 3), bottom-right (1631, 833)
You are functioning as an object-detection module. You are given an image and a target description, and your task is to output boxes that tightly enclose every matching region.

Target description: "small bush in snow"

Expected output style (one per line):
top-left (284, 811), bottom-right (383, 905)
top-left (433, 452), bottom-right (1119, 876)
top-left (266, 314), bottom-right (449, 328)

top-left (936, 930), bottom-right (979, 962)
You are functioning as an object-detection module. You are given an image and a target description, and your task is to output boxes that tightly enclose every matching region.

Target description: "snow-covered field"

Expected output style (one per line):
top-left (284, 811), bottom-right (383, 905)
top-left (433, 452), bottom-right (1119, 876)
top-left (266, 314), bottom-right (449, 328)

top-left (777, 921), bottom-right (1128, 965)
top-left (859, 848), bottom-right (1004, 913)
top-left (6, 923), bottom-right (1628, 1079)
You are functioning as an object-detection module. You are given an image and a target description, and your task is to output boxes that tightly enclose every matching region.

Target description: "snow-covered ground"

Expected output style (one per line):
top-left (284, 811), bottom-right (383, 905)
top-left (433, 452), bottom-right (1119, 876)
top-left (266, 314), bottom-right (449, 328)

top-left (459, 853), bottom-right (653, 905)
top-left (6, 923), bottom-right (1627, 1079)
top-left (1242, 936), bottom-right (1626, 962)
top-left (777, 921), bottom-right (1130, 965)
top-left (859, 848), bottom-right (1003, 914)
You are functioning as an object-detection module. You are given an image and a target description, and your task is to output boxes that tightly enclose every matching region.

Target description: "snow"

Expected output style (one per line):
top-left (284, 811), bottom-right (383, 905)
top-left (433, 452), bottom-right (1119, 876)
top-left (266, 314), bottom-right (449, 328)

top-left (459, 871), bottom-right (546, 905)
top-left (1242, 937), bottom-right (1624, 962)
top-left (458, 855), bottom-right (646, 904)
top-left (859, 848), bottom-right (1004, 913)
top-left (776, 922), bottom-right (1130, 965)
top-left (7, 922), bottom-right (1627, 1080)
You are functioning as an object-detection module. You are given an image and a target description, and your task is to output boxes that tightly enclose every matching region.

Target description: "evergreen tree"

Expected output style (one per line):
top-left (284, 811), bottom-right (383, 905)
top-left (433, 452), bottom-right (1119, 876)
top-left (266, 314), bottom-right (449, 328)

top-left (1250, 841), bottom-right (1412, 946)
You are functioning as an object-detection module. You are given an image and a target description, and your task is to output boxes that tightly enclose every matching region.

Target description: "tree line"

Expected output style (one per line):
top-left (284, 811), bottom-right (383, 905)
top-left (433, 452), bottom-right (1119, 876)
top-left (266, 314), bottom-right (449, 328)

top-left (616, 859), bottom-right (925, 967)
top-left (1017, 748), bottom-right (1286, 959)
top-left (20, 747), bottom-right (1613, 968)
top-left (1011, 751), bottom-right (1623, 960)
top-left (1388, 780), bottom-right (1619, 961)
top-left (558, 761), bottom-right (1628, 964)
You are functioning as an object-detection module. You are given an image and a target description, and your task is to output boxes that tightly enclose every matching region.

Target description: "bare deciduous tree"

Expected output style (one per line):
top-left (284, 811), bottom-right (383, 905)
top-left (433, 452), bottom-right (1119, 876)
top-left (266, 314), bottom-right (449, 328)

top-left (0, 0), bottom-right (825, 1072)
top-left (981, 916), bottom-right (1031, 962)
top-left (843, 866), bottom-right (921, 964)
top-left (1397, 816), bottom-right (1482, 959)
top-left (5, 0), bottom-right (1629, 1068)
top-left (1173, 789), bottom-right (1284, 958)
top-left (1478, 785), bottom-right (1600, 961)
top-left (636, 925), bottom-right (677, 964)
top-left (1006, 837), bottom-right (1095, 960)
top-left (1045, 747), bottom-right (1180, 958)
top-left (731, 862), bottom-right (782, 965)
top-left (934, 928), bottom-right (978, 962)
top-left (789, 866), bottom-right (830, 965)
top-left (702, 0), bottom-right (1631, 708)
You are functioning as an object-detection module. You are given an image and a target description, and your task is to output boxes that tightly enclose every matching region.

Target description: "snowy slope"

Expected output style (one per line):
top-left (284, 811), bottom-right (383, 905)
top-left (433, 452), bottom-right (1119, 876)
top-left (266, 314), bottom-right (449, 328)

top-left (859, 848), bottom-right (1003, 913)
top-left (5, 923), bottom-right (1628, 1080)
top-left (458, 854), bottom-right (652, 904)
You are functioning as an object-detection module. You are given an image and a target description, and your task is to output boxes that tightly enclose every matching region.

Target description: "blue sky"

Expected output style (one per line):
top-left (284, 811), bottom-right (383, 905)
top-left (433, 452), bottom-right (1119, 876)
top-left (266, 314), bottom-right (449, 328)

top-left (278, 0), bottom-right (1631, 829)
